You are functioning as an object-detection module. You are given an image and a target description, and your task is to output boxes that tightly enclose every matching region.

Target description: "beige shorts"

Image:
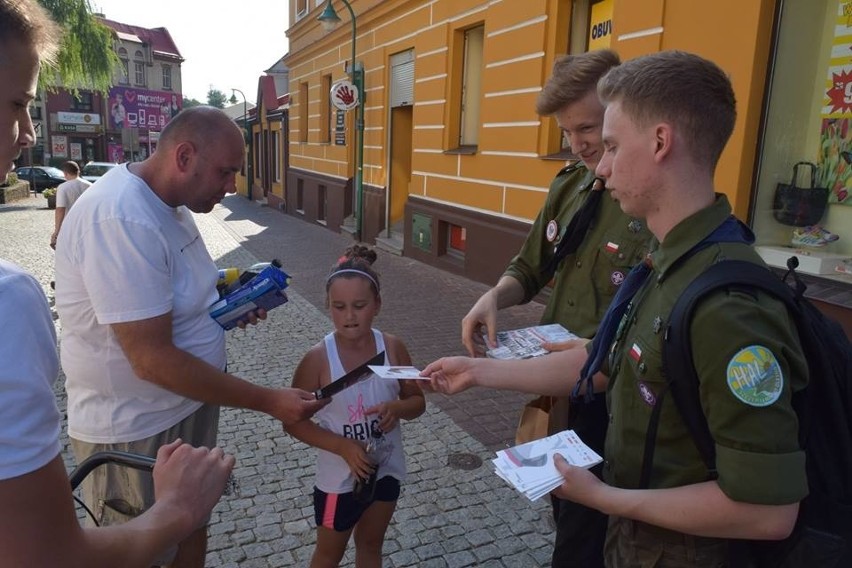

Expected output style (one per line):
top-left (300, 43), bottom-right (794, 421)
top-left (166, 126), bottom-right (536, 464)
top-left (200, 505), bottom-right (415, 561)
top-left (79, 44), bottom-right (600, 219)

top-left (71, 404), bottom-right (220, 527)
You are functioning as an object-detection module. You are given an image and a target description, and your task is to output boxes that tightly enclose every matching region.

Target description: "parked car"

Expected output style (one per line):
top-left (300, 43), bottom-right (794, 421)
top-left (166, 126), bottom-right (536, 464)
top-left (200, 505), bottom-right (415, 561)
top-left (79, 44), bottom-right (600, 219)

top-left (81, 161), bottom-right (118, 183)
top-left (15, 166), bottom-right (66, 193)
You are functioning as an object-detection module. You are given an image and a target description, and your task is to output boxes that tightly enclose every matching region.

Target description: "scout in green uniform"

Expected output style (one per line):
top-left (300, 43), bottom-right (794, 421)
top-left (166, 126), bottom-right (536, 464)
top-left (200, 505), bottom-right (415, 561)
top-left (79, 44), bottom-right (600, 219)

top-left (461, 50), bottom-right (651, 568)
top-left (427, 51), bottom-right (807, 568)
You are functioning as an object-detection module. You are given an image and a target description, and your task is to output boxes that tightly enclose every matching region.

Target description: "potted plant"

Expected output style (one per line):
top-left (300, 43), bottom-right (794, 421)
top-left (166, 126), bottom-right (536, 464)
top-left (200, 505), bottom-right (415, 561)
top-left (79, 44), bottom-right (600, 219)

top-left (43, 187), bottom-right (57, 210)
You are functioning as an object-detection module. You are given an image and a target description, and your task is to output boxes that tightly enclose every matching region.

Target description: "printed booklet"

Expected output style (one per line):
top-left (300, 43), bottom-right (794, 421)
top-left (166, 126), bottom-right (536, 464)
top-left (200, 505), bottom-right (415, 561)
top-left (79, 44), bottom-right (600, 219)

top-left (492, 429), bottom-right (603, 501)
top-left (485, 324), bottom-right (578, 360)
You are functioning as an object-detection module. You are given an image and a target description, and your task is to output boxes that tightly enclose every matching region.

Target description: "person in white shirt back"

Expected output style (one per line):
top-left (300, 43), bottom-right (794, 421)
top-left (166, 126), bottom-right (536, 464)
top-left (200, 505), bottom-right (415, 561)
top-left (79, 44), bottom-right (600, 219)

top-left (50, 160), bottom-right (91, 249)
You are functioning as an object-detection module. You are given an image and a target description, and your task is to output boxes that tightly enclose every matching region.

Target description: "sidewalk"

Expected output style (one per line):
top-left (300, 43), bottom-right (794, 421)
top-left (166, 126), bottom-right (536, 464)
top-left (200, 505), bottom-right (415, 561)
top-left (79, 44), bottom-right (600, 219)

top-left (1, 194), bottom-right (555, 567)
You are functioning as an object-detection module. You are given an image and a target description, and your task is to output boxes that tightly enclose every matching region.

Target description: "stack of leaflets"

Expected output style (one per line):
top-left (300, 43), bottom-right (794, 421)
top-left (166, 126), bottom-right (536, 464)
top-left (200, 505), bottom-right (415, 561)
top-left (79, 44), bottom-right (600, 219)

top-left (492, 429), bottom-right (603, 501)
top-left (485, 323), bottom-right (578, 360)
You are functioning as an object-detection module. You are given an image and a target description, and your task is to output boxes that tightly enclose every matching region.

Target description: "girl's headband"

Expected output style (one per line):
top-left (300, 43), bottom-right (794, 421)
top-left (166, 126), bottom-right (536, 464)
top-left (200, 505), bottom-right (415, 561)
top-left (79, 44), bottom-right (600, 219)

top-left (326, 268), bottom-right (380, 292)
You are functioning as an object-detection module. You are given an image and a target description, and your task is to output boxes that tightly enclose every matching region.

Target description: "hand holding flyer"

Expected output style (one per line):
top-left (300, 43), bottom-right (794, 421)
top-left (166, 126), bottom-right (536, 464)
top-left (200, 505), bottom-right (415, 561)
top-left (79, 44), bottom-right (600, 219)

top-left (485, 324), bottom-right (578, 360)
top-left (368, 365), bottom-right (426, 380)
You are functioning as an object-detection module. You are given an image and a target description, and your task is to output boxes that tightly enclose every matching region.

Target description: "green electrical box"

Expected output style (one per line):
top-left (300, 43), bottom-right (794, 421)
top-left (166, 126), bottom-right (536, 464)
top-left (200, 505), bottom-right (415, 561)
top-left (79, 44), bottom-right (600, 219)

top-left (411, 213), bottom-right (432, 251)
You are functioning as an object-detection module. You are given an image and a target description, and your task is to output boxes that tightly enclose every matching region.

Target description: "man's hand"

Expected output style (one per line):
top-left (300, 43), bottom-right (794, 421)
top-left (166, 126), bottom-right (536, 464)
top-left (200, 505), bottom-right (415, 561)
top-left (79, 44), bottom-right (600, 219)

top-left (234, 308), bottom-right (268, 329)
top-left (551, 453), bottom-right (607, 508)
top-left (270, 387), bottom-right (329, 425)
top-left (420, 356), bottom-right (481, 395)
top-left (152, 439), bottom-right (235, 533)
top-left (461, 291), bottom-right (498, 357)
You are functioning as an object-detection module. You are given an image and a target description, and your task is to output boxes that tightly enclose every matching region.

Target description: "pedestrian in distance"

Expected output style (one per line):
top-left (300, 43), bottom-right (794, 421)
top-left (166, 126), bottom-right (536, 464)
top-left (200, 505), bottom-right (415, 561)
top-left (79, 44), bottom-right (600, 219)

top-left (0, 1), bottom-right (235, 566)
top-left (424, 50), bottom-right (807, 566)
top-left (460, 49), bottom-right (652, 567)
top-left (285, 245), bottom-right (426, 568)
top-left (50, 160), bottom-right (91, 249)
top-left (54, 104), bottom-right (328, 567)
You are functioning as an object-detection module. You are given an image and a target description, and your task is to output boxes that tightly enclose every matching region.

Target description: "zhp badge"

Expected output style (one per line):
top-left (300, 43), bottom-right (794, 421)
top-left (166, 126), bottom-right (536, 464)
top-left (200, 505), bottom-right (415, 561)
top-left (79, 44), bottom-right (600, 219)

top-left (628, 219), bottom-right (643, 233)
top-left (546, 220), bottom-right (559, 242)
top-left (726, 345), bottom-right (784, 407)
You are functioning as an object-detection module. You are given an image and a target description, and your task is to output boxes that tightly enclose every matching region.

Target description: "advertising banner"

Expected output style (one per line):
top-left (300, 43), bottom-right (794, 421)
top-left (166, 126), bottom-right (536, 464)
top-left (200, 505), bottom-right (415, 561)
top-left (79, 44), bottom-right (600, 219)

top-left (52, 135), bottom-right (67, 158)
top-left (107, 86), bottom-right (181, 131)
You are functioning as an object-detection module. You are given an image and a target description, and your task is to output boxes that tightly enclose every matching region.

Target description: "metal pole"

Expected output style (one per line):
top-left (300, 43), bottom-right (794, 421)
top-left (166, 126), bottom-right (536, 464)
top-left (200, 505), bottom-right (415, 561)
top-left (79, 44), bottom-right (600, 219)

top-left (231, 88), bottom-right (252, 200)
top-left (339, 0), bottom-right (363, 241)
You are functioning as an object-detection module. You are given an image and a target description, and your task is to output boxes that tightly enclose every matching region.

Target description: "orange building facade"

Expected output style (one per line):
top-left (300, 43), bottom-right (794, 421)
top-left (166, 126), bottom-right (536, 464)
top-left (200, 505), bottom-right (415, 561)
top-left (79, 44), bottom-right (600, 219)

top-left (285, 0), bottom-right (851, 329)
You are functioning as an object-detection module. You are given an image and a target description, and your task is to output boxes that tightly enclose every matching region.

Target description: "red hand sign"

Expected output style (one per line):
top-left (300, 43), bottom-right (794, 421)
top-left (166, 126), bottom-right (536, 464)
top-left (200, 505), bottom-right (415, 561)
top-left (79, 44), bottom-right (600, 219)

top-left (335, 85), bottom-right (356, 106)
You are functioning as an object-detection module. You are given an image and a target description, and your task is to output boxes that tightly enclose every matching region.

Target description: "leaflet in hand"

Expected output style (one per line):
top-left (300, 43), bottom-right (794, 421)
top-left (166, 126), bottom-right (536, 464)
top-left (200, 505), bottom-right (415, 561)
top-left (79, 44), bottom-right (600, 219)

top-left (492, 429), bottom-right (602, 501)
top-left (368, 365), bottom-right (426, 380)
top-left (485, 324), bottom-right (578, 360)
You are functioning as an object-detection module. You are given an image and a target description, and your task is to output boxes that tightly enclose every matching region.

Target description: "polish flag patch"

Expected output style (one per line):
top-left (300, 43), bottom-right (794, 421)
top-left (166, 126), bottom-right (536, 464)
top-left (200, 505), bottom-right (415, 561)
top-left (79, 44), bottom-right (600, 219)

top-left (605, 241), bottom-right (620, 254)
top-left (629, 343), bottom-right (642, 362)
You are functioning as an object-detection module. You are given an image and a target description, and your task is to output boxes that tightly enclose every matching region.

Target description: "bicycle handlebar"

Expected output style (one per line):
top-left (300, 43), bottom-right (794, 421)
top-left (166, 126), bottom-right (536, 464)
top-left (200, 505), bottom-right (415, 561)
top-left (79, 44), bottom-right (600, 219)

top-left (69, 450), bottom-right (156, 490)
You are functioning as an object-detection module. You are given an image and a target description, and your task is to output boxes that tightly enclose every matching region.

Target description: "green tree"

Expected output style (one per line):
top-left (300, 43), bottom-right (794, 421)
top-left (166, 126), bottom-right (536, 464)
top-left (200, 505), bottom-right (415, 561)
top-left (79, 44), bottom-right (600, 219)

top-left (38, 0), bottom-right (118, 93)
top-left (207, 89), bottom-right (228, 109)
top-left (182, 96), bottom-right (203, 109)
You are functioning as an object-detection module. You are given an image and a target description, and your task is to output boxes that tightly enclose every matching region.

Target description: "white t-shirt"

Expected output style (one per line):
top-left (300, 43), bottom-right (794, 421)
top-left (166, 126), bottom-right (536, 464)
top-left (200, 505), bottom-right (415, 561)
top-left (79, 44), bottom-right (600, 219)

top-left (314, 329), bottom-right (406, 493)
top-left (55, 164), bottom-right (225, 443)
top-left (0, 260), bottom-right (61, 480)
top-left (56, 177), bottom-right (91, 209)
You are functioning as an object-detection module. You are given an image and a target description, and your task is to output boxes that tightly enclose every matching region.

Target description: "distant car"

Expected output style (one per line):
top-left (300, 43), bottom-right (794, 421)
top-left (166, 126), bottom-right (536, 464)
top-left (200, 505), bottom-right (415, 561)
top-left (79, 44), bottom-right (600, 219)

top-left (15, 166), bottom-right (66, 193)
top-left (81, 161), bottom-right (118, 183)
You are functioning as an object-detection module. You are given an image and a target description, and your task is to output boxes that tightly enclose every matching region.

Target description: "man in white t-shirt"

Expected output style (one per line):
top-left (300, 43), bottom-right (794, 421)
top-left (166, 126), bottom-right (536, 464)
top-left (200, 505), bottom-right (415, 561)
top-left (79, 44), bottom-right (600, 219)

top-left (1, 1), bottom-right (235, 566)
top-left (49, 160), bottom-right (91, 249)
top-left (55, 105), bottom-right (327, 567)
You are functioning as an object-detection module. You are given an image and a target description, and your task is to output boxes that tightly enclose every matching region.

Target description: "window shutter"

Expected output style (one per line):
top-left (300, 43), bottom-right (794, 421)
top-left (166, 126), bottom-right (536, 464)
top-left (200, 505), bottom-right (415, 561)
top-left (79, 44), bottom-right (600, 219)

top-left (390, 50), bottom-right (415, 108)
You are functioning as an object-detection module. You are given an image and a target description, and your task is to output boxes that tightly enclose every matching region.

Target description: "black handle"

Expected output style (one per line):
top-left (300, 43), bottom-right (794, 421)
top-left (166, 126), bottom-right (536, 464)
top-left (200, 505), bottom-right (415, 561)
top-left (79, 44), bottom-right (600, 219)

top-left (790, 161), bottom-right (817, 189)
top-left (69, 450), bottom-right (156, 490)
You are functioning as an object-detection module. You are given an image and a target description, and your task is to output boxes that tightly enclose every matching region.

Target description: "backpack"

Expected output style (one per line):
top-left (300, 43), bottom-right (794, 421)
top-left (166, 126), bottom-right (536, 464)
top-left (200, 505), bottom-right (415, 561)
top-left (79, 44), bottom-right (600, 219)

top-left (645, 256), bottom-right (852, 567)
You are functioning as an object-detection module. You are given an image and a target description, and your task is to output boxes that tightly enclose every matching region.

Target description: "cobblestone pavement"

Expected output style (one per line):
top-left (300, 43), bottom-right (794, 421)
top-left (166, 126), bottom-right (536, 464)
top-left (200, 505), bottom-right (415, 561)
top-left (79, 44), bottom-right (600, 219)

top-left (0, 195), bottom-right (555, 567)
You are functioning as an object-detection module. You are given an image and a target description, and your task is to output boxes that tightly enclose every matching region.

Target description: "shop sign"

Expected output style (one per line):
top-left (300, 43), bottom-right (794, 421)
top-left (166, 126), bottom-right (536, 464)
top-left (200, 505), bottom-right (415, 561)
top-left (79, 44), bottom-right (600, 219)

top-left (57, 111), bottom-right (100, 125)
top-left (52, 135), bottom-right (68, 158)
top-left (334, 109), bottom-right (346, 145)
top-left (331, 80), bottom-right (359, 111)
top-left (588, 0), bottom-right (614, 50)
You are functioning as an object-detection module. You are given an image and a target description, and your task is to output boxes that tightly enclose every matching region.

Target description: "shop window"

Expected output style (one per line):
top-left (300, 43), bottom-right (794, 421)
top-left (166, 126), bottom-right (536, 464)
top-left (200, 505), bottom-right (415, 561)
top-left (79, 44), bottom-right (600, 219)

top-left (299, 82), bottom-right (309, 143)
top-left (440, 222), bottom-right (467, 260)
top-left (320, 74), bottom-right (332, 144)
top-left (318, 184), bottom-right (327, 223)
top-left (752, 0), bottom-right (852, 278)
top-left (162, 65), bottom-right (172, 90)
top-left (71, 92), bottom-right (93, 112)
top-left (567, 0), bottom-right (610, 54)
top-left (296, 178), bottom-right (304, 213)
top-left (458, 25), bottom-right (484, 148)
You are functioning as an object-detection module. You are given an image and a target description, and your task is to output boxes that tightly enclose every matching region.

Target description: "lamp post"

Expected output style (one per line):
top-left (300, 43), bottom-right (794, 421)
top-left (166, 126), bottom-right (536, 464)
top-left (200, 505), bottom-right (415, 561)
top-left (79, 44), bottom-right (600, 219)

top-left (318, 0), bottom-right (364, 240)
top-left (230, 88), bottom-right (253, 200)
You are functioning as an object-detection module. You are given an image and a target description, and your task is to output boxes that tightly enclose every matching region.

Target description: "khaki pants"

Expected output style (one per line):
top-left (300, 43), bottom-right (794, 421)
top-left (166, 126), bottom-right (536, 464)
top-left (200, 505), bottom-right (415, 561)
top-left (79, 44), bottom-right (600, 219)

top-left (604, 516), bottom-right (729, 567)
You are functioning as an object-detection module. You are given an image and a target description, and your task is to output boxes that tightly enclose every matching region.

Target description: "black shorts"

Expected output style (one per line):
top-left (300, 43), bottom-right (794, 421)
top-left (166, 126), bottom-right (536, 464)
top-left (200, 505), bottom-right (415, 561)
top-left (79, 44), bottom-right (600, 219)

top-left (314, 476), bottom-right (401, 532)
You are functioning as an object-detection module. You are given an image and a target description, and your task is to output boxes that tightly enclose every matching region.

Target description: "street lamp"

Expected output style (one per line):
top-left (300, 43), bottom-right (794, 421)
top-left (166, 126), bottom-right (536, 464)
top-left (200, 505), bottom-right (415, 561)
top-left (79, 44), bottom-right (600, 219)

top-left (230, 88), bottom-right (253, 200)
top-left (318, 0), bottom-right (365, 240)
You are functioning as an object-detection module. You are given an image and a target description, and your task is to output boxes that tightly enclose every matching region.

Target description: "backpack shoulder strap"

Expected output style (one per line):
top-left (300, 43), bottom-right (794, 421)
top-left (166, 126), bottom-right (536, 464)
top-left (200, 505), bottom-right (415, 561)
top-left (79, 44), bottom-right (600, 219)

top-left (660, 260), bottom-right (798, 479)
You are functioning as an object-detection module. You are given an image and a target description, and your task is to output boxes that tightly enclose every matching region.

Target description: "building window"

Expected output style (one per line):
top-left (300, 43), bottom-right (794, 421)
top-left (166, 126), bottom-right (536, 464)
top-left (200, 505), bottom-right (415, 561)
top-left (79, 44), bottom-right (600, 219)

top-left (134, 50), bottom-right (145, 86)
top-left (162, 65), bottom-right (172, 90)
top-left (568, 0), bottom-right (611, 54)
top-left (299, 82), bottom-right (309, 143)
top-left (296, 178), bottom-right (304, 212)
top-left (29, 105), bottom-right (42, 120)
top-left (295, 0), bottom-right (308, 21)
top-left (459, 25), bottom-right (484, 148)
top-left (117, 48), bottom-right (129, 85)
top-left (254, 131), bottom-right (261, 174)
top-left (320, 74), bottom-right (332, 143)
top-left (272, 129), bottom-right (281, 182)
top-left (318, 184), bottom-right (327, 223)
top-left (71, 92), bottom-right (93, 111)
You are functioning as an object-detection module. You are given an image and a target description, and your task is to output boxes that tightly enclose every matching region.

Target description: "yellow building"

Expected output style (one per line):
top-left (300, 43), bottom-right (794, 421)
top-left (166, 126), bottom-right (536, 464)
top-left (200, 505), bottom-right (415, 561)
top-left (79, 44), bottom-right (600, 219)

top-left (286, 0), bottom-right (851, 332)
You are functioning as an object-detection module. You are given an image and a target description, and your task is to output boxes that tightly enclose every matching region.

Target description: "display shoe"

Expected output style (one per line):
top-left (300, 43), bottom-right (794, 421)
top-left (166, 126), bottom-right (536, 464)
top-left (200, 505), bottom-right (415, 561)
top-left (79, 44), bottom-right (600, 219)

top-left (804, 225), bottom-right (840, 243)
top-left (791, 226), bottom-right (828, 248)
top-left (836, 258), bottom-right (852, 275)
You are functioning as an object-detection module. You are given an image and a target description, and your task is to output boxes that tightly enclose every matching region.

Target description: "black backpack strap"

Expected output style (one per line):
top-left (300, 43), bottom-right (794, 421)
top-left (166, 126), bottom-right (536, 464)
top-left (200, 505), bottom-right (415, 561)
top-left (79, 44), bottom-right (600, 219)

top-left (649, 260), bottom-right (800, 485)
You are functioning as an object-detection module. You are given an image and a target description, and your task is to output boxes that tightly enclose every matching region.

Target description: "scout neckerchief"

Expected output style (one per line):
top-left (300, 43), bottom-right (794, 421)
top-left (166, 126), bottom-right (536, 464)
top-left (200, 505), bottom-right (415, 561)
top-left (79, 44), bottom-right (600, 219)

top-left (541, 176), bottom-right (606, 275)
top-left (571, 214), bottom-right (754, 403)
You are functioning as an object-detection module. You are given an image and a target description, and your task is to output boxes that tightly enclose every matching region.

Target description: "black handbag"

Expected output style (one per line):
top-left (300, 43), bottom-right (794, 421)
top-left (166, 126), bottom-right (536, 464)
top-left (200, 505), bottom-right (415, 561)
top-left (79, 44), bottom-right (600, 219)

top-left (773, 161), bottom-right (829, 227)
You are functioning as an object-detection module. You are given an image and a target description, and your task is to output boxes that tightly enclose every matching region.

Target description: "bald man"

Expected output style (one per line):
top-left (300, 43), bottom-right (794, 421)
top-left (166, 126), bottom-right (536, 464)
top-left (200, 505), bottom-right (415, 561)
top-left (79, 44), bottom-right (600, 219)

top-left (55, 106), bottom-right (327, 567)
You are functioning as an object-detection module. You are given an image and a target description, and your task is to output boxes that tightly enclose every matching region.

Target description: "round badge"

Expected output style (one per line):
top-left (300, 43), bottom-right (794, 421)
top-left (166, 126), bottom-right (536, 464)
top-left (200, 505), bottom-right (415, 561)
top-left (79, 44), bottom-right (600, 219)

top-left (726, 345), bottom-right (784, 407)
top-left (546, 220), bottom-right (559, 242)
top-left (611, 270), bottom-right (625, 286)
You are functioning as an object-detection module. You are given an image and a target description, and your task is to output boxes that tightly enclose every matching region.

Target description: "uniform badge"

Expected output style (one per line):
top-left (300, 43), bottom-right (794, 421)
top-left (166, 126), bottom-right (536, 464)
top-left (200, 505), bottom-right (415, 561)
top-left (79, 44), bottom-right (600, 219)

top-left (653, 316), bottom-right (663, 334)
top-left (605, 241), bottom-right (620, 254)
top-left (546, 220), bottom-right (559, 242)
top-left (628, 219), bottom-right (643, 233)
top-left (628, 343), bottom-right (642, 362)
top-left (638, 382), bottom-right (656, 406)
top-left (611, 270), bottom-right (625, 286)
top-left (726, 345), bottom-right (784, 407)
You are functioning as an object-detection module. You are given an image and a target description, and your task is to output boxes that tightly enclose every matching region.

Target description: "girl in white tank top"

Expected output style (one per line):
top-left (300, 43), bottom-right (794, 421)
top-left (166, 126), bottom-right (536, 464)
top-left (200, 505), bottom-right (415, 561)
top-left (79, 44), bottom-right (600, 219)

top-left (284, 246), bottom-right (425, 567)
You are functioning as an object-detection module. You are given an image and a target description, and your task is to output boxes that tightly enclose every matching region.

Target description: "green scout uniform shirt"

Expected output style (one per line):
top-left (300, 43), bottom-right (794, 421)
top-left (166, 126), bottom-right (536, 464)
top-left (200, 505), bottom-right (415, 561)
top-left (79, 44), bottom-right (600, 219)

top-left (603, 195), bottom-right (809, 507)
top-left (504, 164), bottom-right (651, 338)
